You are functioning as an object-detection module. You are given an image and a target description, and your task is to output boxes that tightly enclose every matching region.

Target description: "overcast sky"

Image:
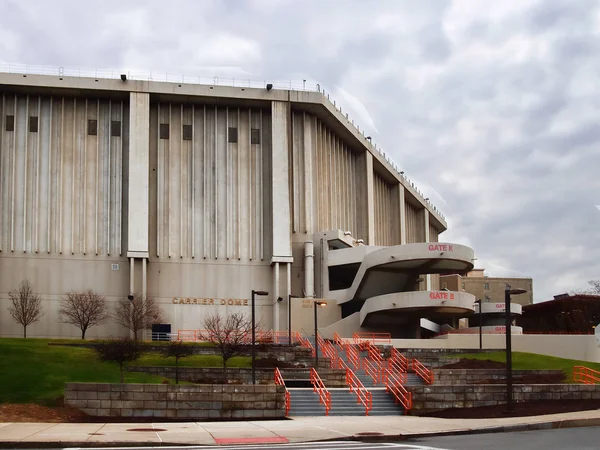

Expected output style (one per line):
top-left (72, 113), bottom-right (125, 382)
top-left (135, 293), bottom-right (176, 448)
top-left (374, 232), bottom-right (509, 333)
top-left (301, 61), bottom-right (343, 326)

top-left (1, 0), bottom-right (599, 302)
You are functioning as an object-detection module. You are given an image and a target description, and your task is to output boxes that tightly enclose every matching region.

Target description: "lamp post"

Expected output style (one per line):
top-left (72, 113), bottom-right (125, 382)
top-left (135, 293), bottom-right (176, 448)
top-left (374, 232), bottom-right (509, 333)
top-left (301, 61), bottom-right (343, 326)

top-left (505, 285), bottom-right (526, 413)
top-left (475, 299), bottom-right (483, 350)
top-left (251, 289), bottom-right (269, 385)
top-left (313, 300), bottom-right (327, 368)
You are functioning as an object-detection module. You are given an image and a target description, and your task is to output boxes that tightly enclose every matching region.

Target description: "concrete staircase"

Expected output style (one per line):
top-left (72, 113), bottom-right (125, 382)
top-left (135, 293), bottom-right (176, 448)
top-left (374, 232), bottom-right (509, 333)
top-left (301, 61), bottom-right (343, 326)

top-left (284, 341), bottom-right (424, 416)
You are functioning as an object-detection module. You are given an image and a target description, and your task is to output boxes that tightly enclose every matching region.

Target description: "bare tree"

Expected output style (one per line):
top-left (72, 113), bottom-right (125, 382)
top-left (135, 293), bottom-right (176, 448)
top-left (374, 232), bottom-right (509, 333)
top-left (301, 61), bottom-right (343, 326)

top-left (113, 294), bottom-right (164, 340)
top-left (8, 280), bottom-right (43, 338)
top-left (584, 280), bottom-right (600, 294)
top-left (203, 312), bottom-right (253, 383)
top-left (59, 290), bottom-right (109, 339)
top-left (94, 338), bottom-right (144, 383)
top-left (161, 340), bottom-right (195, 384)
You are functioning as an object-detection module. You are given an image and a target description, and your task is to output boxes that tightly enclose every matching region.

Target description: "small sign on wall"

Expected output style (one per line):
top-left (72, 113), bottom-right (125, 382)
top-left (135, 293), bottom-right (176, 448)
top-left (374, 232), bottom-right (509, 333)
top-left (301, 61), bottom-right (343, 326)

top-left (111, 264), bottom-right (119, 271)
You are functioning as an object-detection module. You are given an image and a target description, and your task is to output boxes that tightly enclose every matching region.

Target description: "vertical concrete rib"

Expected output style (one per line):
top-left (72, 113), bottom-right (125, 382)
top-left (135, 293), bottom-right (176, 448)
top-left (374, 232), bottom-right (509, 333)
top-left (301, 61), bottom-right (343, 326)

top-left (214, 105), bottom-right (217, 260)
top-left (203, 105), bottom-right (207, 259)
top-left (107, 100), bottom-right (111, 255)
top-left (34, 96), bottom-right (40, 253)
top-left (191, 104), bottom-right (195, 259)
top-left (168, 103), bottom-right (172, 258)
top-left (180, 104), bottom-right (184, 259)
top-left (157, 102), bottom-right (161, 257)
top-left (365, 152), bottom-right (375, 245)
top-left (58, 98), bottom-right (63, 254)
top-left (94, 99), bottom-right (99, 255)
top-left (399, 186), bottom-right (407, 245)
top-left (118, 100), bottom-right (123, 256)
top-left (248, 109), bottom-right (253, 260)
top-left (236, 107), bottom-right (241, 260)
top-left (259, 109), bottom-right (264, 260)
top-left (82, 98), bottom-right (87, 254)
top-left (23, 96), bottom-right (29, 252)
top-left (225, 107), bottom-right (229, 259)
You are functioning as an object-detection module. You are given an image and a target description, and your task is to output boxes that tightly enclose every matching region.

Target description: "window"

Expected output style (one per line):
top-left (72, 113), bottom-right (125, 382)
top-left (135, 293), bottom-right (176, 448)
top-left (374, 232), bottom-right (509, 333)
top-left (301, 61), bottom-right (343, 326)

top-left (182, 124), bottom-right (193, 141)
top-left (228, 127), bottom-right (238, 143)
top-left (442, 282), bottom-right (447, 290)
top-left (251, 128), bottom-right (260, 144)
top-left (111, 121), bottom-right (121, 137)
top-left (461, 282), bottom-right (465, 290)
top-left (29, 116), bottom-right (38, 133)
top-left (5, 115), bottom-right (14, 131)
top-left (159, 123), bottom-right (169, 139)
top-left (88, 119), bottom-right (98, 136)
top-left (484, 282), bottom-right (489, 290)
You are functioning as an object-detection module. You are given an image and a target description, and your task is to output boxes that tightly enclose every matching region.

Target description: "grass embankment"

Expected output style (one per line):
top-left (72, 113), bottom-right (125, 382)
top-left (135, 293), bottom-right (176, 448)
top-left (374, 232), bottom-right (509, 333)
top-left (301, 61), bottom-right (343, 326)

top-left (0, 338), bottom-right (250, 405)
top-left (454, 351), bottom-right (600, 383)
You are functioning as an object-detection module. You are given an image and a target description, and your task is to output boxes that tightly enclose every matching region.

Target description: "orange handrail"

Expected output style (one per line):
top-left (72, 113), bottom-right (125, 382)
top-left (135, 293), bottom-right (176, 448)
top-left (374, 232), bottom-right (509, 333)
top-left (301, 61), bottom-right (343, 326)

top-left (352, 332), bottom-right (391, 345)
top-left (333, 332), bottom-right (346, 349)
top-left (368, 344), bottom-right (382, 363)
top-left (346, 367), bottom-right (372, 415)
top-left (412, 358), bottom-right (434, 385)
top-left (383, 368), bottom-right (412, 412)
top-left (574, 366), bottom-right (600, 384)
top-left (345, 344), bottom-right (360, 370)
top-left (310, 368), bottom-right (331, 415)
top-left (274, 368), bottom-right (290, 416)
top-left (363, 357), bottom-right (381, 385)
top-left (390, 348), bottom-right (410, 372)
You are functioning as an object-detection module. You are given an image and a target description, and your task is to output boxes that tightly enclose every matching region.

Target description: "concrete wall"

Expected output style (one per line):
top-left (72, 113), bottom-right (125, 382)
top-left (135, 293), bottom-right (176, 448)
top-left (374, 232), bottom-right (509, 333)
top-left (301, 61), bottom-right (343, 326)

top-left (410, 384), bottom-right (600, 412)
top-left (440, 274), bottom-right (533, 306)
top-left (64, 382), bottom-right (285, 419)
top-left (432, 369), bottom-right (565, 384)
top-left (389, 334), bottom-right (600, 363)
top-left (373, 173), bottom-right (399, 246)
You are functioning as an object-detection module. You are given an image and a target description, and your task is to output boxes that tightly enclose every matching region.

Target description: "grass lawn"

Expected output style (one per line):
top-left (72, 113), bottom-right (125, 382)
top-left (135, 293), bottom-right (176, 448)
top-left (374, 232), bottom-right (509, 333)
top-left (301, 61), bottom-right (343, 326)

top-left (453, 351), bottom-right (600, 383)
top-left (0, 338), bottom-right (249, 405)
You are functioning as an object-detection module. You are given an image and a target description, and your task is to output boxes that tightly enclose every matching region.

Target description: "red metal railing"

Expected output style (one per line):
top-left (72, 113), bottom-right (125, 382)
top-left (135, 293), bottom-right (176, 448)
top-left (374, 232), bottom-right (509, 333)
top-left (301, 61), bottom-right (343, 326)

top-left (383, 368), bottom-right (412, 412)
top-left (352, 332), bottom-right (392, 346)
top-left (574, 366), bottom-right (600, 384)
top-left (299, 333), bottom-right (316, 356)
top-left (333, 332), bottom-right (346, 349)
top-left (412, 358), bottom-right (434, 385)
top-left (363, 357), bottom-right (381, 385)
top-left (390, 348), bottom-right (410, 372)
top-left (310, 368), bottom-right (331, 415)
top-left (368, 343), bottom-right (383, 363)
top-left (274, 367), bottom-right (290, 416)
top-left (346, 367), bottom-right (373, 415)
top-left (345, 343), bottom-right (360, 370)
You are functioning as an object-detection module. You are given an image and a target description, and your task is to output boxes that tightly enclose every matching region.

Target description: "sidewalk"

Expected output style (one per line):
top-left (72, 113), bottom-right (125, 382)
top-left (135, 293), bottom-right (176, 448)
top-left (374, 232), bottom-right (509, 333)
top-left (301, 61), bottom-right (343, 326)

top-left (1, 410), bottom-right (600, 447)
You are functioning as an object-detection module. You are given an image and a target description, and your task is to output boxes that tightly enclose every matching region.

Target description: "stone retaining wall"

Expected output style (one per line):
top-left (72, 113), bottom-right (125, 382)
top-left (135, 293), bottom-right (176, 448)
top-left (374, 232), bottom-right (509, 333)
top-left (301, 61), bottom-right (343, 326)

top-left (411, 384), bottom-right (600, 412)
top-left (129, 367), bottom-right (347, 387)
top-left (64, 383), bottom-right (285, 419)
top-left (433, 369), bottom-right (565, 384)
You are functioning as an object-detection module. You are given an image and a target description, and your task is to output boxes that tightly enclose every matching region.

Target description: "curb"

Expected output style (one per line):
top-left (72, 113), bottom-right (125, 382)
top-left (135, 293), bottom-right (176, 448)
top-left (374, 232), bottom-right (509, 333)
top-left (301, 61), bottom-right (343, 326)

top-left (1, 417), bottom-right (600, 448)
top-left (342, 417), bottom-right (600, 442)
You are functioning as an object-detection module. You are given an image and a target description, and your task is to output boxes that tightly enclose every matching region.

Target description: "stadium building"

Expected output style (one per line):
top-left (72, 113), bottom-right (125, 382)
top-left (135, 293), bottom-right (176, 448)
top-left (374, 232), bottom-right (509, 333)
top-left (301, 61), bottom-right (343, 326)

top-left (0, 70), bottom-right (477, 339)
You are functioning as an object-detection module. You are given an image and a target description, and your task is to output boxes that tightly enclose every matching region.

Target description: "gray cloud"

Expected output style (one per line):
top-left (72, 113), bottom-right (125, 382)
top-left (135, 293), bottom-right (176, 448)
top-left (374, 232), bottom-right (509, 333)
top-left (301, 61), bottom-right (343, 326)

top-left (1, 0), bottom-right (598, 301)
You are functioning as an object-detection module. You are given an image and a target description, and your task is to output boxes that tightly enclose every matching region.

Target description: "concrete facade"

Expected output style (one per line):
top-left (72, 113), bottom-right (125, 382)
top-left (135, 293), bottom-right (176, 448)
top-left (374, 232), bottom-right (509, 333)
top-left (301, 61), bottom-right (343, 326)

top-left (441, 269), bottom-right (533, 306)
top-left (0, 73), bottom-right (454, 339)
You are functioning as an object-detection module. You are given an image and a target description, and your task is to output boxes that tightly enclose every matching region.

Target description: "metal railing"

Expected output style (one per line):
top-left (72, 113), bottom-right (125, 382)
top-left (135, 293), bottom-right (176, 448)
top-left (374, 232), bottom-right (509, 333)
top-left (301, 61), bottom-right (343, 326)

top-left (352, 332), bottom-right (392, 346)
top-left (333, 332), bottom-right (347, 349)
top-left (412, 359), bottom-right (435, 385)
top-left (345, 344), bottom-right (360, 370)
top-left (310, 368), bottom-right (331, 416)
top-left (363, 357), bottom-right (381, 385)
top-left (346, 367), bottom-right (373, 416)
top-left (390, 348), bottom-right (410, 372)
top-left (383, 368), bottom-right (412, 412)
top-left (574, 366), bottom-right (600, 384)
top-left (274, 368), bottom-right (291, 416)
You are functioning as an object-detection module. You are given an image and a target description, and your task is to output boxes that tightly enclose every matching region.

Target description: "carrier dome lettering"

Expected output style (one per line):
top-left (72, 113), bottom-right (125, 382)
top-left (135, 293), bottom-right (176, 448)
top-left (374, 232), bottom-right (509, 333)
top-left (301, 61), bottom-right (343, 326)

top-left (172, 297), bottom-right (249, 306)
top-left (428, 244), bottom-right (453, 251)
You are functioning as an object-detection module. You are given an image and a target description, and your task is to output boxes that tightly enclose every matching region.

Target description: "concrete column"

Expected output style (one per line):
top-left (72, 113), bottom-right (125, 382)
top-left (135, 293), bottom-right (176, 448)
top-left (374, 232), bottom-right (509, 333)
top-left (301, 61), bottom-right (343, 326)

top-left (424, 210), bottom-right (431, 290)
top-left (303, 114), bottom-right (314, 234)
top-left (365, 152), bottom-right (375, 245)
top-left (129, 257), bottom-right (135, 296)
top-left (127, 92), bottom-right (150, 259)
top-left (286, 262), bottom-right (291, 331)
top-left (273, 262), bottom-right (280, 331)
top-left (304, 241), bottom-right (314, 298)
top-left (142, 258), bottom-right (147, 300)
top-left (399, 186), bottom-right (407, 245)
top-left (270, 101), bottom-right (292, 263)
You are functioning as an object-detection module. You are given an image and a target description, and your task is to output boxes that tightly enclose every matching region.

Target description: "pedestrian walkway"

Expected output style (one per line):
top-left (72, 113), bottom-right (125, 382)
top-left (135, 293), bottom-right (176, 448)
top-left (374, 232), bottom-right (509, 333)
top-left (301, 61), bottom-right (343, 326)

top-left (1, 410), bottom-right (599, 447)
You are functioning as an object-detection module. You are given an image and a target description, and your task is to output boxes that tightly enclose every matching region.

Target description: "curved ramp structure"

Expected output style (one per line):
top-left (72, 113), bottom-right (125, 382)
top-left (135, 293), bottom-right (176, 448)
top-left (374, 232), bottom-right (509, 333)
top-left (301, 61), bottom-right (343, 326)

top-left (315, 232), bottom-right (477, 338)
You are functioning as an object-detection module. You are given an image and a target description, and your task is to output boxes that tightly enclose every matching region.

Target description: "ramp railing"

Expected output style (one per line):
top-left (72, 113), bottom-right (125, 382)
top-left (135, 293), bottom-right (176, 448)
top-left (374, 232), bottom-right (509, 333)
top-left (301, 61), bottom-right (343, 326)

top-left (310, 368), bottom-right (331, 416)
top-left (274, 367), bottom-right (290, 416)
top-left (346, 366), bottom-right (373, 416)
top-left (574, 366), bottom-right (600, 384)
top-left (383, 368), bottom-right (412, 412)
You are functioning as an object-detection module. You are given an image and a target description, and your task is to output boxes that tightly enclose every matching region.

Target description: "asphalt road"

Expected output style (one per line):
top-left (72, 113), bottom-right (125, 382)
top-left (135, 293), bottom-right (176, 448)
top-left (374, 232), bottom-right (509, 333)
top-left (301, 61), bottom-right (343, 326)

top-left (409, 426), bottom-right (600, 450)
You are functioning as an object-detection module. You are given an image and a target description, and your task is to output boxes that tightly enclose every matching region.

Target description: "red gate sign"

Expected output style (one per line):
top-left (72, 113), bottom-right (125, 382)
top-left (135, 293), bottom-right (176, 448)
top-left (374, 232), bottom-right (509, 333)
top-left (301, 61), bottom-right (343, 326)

top-left (430, 292), bottom-right (455, 300)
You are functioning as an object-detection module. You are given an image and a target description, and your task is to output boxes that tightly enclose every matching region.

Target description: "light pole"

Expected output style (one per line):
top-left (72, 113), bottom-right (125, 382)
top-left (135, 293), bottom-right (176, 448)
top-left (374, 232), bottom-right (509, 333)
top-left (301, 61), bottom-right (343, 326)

top-left (505, 285), bottom-right (526, 413)
top-left (313, 300), bottom-right (327, 368)
top-left (475, 299), bottom-right (483, 350)
top-left (288, 294), bottom-right (299, 346)
top-left (251, 289), bottom-right (269, 385)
